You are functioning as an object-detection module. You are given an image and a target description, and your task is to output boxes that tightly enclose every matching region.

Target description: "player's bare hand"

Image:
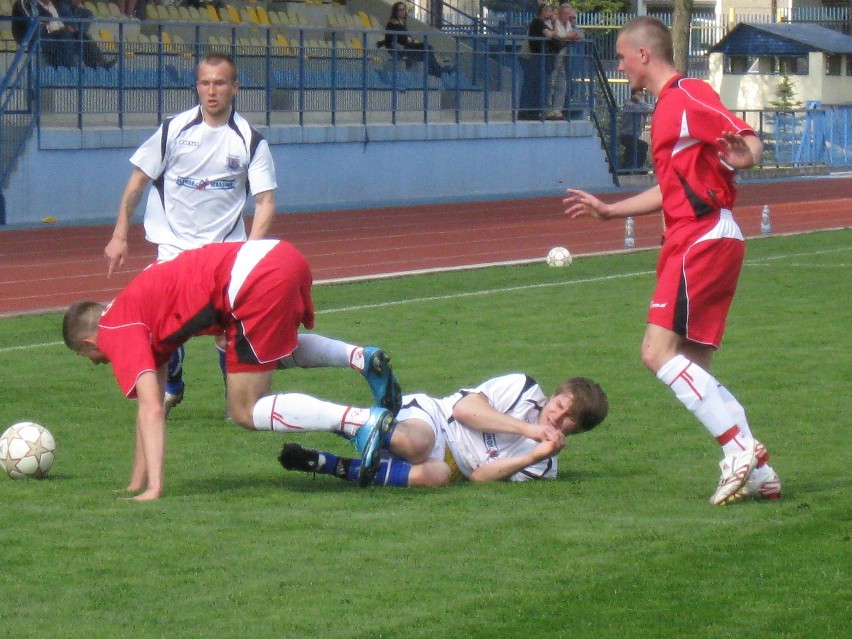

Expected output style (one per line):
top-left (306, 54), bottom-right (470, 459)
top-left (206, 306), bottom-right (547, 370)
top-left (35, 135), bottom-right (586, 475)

top-left (563, 189), bottom-right (613, 220)
top-left (535, 436), bottom-right (566, 457)
top-left (104, 237), bottom-right (128, 277)
top-left (717, 131), bottom-right (755, 169)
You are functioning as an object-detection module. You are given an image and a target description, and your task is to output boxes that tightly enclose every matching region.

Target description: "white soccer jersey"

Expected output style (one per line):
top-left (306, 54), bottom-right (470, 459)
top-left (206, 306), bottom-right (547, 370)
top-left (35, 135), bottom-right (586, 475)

top-left (130, 106), bottom-right (277, 258)
top-left (396, 374), bottom-right (556, 482)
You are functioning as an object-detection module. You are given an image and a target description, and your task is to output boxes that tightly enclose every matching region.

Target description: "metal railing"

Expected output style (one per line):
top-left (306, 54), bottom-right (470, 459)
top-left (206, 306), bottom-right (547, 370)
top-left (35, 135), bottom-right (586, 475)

top-left (0, 21), bottom-right (38, 214)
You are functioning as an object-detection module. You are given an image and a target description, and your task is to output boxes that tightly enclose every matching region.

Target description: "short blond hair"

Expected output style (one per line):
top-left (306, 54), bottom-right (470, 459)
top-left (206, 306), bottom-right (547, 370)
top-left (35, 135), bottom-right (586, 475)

top-left (621, 16), bottom-right (673, 65)
top-left (62, 301), bottom-right (103, 352)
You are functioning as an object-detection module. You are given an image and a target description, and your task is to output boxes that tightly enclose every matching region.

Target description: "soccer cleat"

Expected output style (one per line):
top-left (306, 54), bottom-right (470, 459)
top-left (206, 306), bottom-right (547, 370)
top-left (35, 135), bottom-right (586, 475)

top-left (352, 406), bottom-right (393, 487)
top-left (163, 384), bottom-right (184, 418)
top-left (724, 464), bottom-right (782, 504)
top-left (360, 347), bottom-right (402, 416)
top-left (278, 443), bottom-right (323, 473)
top-left (709, 440), bottom-right (759, 505)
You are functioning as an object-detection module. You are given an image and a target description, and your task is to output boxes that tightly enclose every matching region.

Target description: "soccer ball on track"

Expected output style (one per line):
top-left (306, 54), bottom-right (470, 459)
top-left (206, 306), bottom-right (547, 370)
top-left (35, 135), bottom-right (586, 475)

top-left (546, 246), bottom-right (573, 267)
top-left (0, 422), bottom-right (56, 479)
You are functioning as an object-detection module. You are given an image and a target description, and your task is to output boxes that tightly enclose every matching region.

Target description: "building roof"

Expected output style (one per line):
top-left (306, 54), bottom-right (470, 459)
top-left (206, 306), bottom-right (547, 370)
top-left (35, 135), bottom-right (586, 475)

top-left (709, 22), bottom-right (852, 55)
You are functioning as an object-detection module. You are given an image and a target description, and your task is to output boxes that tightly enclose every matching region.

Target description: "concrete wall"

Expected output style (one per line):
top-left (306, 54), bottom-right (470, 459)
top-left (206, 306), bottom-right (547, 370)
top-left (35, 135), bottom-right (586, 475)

top-left (3, 120), bottom-right (614, 226)
top-left (710, 51), bottom-right (852, 110)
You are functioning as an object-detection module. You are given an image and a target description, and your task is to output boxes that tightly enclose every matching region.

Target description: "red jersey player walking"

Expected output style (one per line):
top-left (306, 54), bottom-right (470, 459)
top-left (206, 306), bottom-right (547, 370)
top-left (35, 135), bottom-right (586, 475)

top-left (563, 16), bottom-right (780, 505)
top-left (63, 240), bottom-right (400, 500)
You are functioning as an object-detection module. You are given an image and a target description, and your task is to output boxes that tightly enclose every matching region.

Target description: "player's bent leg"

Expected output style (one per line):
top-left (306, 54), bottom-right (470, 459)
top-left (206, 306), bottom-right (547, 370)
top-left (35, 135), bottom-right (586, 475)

top-left (407, 459), bottom-right (452, 487)
top-left (641, 323), bottom-right (685, 374)
top-left (387, 418), bottom-right (436, 464)
top-left (226, 369), bottom-right (275, 428)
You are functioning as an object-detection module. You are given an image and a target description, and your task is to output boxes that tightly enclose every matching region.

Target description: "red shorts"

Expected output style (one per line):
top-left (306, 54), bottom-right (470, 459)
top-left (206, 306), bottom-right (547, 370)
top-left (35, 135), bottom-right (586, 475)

top-left (649, 214), bottom-right (745, 348)
top-left (224, 242), bottom-right (315, 373)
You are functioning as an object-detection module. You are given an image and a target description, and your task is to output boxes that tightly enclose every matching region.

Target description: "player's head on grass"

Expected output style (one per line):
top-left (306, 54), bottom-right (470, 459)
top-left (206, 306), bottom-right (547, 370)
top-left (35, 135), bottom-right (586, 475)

top-left (544, 376), bottom-right (609, 435)
top-left (62, 301), bottom-right (108, 364)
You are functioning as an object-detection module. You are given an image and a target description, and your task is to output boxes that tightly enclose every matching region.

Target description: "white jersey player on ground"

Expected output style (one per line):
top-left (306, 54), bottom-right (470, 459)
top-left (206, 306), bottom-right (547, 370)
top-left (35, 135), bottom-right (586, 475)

top-left (275, 373), bottom-right (609, 487)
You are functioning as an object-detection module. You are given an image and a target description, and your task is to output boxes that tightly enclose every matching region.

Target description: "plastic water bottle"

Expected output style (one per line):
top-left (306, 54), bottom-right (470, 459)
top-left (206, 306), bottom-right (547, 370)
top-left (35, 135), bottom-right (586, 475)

top-left (625, 216), bottom-right (635, 249)
top-left (760, 205), bottom-right (771, 236)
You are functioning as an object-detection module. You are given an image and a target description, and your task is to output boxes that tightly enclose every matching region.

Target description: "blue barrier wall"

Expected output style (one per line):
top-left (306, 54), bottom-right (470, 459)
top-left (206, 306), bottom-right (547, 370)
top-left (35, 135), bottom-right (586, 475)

top-left (4, 120), bottom-right (613, 225)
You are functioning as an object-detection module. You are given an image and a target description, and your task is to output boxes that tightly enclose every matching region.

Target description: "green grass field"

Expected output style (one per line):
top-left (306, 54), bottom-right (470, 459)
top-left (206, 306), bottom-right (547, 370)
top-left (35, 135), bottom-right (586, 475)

top-left (0, 229), bottom-right (849, 638)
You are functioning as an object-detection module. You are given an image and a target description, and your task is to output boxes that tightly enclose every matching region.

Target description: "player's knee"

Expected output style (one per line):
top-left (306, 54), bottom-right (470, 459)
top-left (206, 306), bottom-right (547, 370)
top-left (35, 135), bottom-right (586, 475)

top-left (389, 419), bottom-right (434, 464)
top-left (409, 460), bottom-right (451, 487)
top-left (228, 404), bottom-right (255, 429)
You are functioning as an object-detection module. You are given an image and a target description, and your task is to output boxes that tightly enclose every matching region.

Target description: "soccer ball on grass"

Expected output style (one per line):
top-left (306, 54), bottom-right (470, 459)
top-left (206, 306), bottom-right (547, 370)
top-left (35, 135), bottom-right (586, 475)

top-left (546, 246), bottom-right (573, 267)
top-left (0, 422), bottom-right (56, 479)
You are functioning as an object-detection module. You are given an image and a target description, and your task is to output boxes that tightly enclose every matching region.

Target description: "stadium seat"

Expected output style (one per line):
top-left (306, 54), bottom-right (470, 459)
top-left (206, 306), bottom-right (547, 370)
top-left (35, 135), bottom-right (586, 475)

top-left (107, 3), bottom-right (122, 18)
top-left (205, 4), bottom-right (220, 22)
top-left (255, 7), bottom-right (271, 26)
top-left (177, 6), bottom-right (192, 22)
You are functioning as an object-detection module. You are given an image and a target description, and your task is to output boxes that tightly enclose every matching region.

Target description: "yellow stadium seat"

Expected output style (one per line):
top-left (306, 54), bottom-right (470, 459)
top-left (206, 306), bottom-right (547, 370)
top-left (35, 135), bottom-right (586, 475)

top-left (178, 6), bottom-right (192, 21)
top-left (145, 4), bottom-right (158, 20)
top-left (226, 5), bottom-right (241, 24)
top-left (206, 4), bottom-right (220, 21)
top-left (255, 7), bottom-right (271, 26)
top-left (107, 3), bottom-right (122, 18)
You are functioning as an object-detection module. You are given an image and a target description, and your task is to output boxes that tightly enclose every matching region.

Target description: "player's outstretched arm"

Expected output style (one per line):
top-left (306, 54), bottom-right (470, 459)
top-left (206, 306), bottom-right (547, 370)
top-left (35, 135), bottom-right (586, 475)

top-left (564, 184), bottom-right (662, 220)
top-left (106, 169), bottom-right (150, 277)
top-left (469, 438), bottom-right (564, 482)
top-left (129, 370), bottom-right (167, 501)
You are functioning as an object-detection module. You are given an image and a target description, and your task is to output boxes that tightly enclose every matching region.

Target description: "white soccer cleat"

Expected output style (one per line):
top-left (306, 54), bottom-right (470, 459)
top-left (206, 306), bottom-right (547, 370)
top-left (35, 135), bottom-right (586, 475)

top-left (709, 440), bottom-right (759, 505)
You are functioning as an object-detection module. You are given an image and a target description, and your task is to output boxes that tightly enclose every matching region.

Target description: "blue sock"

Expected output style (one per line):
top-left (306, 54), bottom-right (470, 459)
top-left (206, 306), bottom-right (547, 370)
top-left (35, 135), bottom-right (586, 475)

top-left (166, 345), bottom-right (185, 394)
top-left (347, 457), bottom-right (412, 487)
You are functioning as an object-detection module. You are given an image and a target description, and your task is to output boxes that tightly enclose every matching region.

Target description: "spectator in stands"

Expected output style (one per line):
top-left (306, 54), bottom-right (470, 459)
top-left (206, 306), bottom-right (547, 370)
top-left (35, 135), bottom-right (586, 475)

top-left (518, 3), bottom-right (557, 121)
top-left (115, 0), bottom-right (137, 18)
top-left (12, 0), bottom-right (78, 67)
top-left (381, 1), bottom-right (450, 78)
top-left (618, 87), bottom-right (654, 171)
top-left (57, 0), bottom-right (116, 68)
top-left (547, 3), bottom-right (584, 120)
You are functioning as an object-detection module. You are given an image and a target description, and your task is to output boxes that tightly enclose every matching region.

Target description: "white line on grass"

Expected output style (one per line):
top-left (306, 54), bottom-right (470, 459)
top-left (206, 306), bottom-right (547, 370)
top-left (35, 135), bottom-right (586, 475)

top-left (1, 245), bottom-right (848, 355)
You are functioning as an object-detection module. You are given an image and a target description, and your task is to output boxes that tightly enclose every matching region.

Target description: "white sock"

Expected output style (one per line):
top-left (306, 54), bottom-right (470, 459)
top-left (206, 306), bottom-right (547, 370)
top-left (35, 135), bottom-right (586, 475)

top-left (716, 383), bottom-right (753, 438)
top-left (252, 393), bottom-right (370, 436)
top-left (278, 334), bottom-right (361, 370)
top-left (657, 355), bottom-right (754, 455)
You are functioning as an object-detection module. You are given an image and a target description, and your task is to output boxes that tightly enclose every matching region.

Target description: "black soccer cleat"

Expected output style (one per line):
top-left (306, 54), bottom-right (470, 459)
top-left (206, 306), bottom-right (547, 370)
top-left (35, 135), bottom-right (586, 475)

top-left (278, 443), bottom-right (322, 473)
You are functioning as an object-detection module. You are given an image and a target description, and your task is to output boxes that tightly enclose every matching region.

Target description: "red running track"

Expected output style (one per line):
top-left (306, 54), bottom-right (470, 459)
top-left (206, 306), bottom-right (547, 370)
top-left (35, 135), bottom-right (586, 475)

top-left (1, 177), bottom-right (850, 317)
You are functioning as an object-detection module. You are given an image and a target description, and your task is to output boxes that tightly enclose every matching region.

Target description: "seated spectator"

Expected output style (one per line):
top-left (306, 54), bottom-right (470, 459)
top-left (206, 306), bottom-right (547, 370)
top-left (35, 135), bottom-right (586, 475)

top-left (12, 0), bottom-right (78, 68)
top-left (618, 88), bottom-right (654, 171)
top-left (115, 0), bottom-right (137, 18)
top-left (57, 0), bottom-right (116, 68)
top-left (381, 1), bottom-right (450, 78)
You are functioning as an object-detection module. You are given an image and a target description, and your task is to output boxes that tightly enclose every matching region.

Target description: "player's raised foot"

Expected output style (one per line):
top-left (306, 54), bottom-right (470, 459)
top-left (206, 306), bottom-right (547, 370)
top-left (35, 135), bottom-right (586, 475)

top-left (278, 443), bottom-right (323, 473)
top-left (353, 406), bottom-right (393, 487)
top-left (360, 347), bottom-right (402, 416)
top-left (164, 382), bottom-right (184, 418)
top-left (710, 441), bottom-right (759, 505)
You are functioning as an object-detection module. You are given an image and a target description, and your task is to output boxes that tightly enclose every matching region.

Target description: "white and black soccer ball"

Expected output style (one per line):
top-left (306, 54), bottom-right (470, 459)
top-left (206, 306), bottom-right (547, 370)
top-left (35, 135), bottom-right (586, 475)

top-left (546, 246), bottom-right (573, 267)
top-left (0, 422), bottom-right (56, 479)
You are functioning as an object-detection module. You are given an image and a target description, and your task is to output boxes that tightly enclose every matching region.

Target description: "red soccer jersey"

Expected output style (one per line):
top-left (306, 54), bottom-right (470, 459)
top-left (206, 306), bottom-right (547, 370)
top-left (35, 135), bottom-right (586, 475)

top-left (651, 75), bottom-right (755, 239)
top-left (97, 241), bottom-right (314, 398)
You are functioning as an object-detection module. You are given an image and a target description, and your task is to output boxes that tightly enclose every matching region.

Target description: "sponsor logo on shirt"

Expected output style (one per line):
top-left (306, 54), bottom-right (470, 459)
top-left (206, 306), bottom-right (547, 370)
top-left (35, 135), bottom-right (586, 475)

top-left (226, 155), bottom-right (241, 171)
top-left (650, 301), bottom-right (668, 309)
top-left (483, 433), bottom-right (499, 460)
top-left (179, 140), bottom-right (200, 147)
top-left (175, 177), bottom-right (237, 191)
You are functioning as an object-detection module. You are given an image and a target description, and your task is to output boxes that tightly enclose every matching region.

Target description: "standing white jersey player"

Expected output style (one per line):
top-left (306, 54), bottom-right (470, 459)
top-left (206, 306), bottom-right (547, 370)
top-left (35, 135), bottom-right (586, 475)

top-left (130, 105), bottom-right (276, 260)
top-left (275, 373), bottom-right (609, 488)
